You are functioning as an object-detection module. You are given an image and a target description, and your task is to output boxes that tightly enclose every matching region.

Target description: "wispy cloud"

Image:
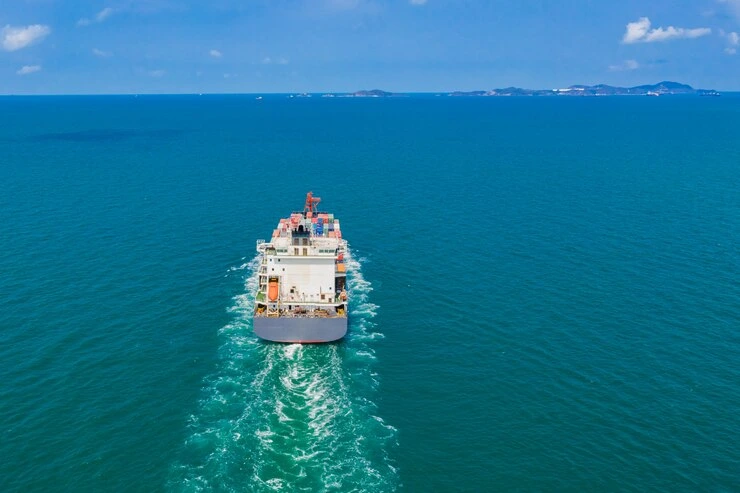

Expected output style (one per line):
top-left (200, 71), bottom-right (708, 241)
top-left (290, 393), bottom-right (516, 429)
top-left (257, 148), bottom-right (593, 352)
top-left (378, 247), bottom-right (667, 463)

top-left (209, 49), bottom-right (222, 58)
top-left (622, 17), bottom-right (711, 43)
top-left (410, 0), bottom-right (428, 5)
top-left (318, 0), bottom-right (382, 15)
top-left (325, 0), bottom-right (361, 10)
top-left (17, 65), bottom-right (42, 75)
top-left (92, 48), bottom-right (112, 57)
top-left (261, 56), bottom-right (290, 65)
top-left (609, 59), bottom-right (640, 71)
top-left (719, 0), bottom-right (740, 20)
top-left (722, 30), bottom-right (739, 54)
top-left (148, 69), bottom-right (166, 77)
top-left (77, 7), bottom-right (115, 27)
top-left (2, 24), bottom-right (51, 51)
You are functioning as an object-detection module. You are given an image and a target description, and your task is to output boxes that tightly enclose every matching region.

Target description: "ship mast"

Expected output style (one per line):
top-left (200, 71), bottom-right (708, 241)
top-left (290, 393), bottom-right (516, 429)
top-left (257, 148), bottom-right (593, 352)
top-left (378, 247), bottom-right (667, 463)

top-left (304, 191), bottom-right (321, 214)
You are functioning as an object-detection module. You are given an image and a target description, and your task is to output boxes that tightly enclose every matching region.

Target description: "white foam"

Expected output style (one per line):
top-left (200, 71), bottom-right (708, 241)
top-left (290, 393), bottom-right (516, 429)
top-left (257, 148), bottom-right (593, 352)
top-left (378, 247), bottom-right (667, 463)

top-left (283, 343), bottom-right (301, 360)
top-left (227, 262), bottom-right (249, 272)
top-left (264, 478), bottom-right (284, 490)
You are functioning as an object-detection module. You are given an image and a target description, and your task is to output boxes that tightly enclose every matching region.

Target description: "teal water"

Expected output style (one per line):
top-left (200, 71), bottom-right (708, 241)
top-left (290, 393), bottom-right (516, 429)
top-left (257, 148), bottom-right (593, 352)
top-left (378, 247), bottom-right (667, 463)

top-left (1, 95), bottom-right (739, 492)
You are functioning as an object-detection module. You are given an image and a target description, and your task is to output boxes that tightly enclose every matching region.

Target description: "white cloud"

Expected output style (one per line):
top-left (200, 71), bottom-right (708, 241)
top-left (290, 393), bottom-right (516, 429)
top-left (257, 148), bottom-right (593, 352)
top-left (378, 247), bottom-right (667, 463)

top-left (410, 0), bottom-right (427, 4)
top-left (622, 17), bottom-right (711, 44)
top-left (92, 48), bottom-right (112, 57)
top-left (148, 69), bottom-right (166, 77)
top-left (722, 30), bottom-right (739, 54)
top-left (17, 65), bottom-right (42, 75)
top-left (609, 59), bottom-right (640, 71)
top-left (209, 49), bottom-right (222, 58)
top-left (78, 7), bottom-right (115, 27)
top-left (2, 24), bottom-right (51, 51)
top-left (97, 7), bottom-right (115, 21)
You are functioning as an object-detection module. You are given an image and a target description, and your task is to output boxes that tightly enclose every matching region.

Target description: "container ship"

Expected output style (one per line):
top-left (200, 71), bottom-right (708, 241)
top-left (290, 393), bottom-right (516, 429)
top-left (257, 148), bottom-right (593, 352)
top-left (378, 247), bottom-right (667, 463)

top-left (253, 192), bottom-right (348, 343)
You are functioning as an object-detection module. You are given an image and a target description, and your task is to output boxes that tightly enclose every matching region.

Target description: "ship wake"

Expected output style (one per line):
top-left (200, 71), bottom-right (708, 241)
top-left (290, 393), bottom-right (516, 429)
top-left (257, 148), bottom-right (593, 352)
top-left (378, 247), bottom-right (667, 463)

top-left (168, 250), bottom-right (398, 492)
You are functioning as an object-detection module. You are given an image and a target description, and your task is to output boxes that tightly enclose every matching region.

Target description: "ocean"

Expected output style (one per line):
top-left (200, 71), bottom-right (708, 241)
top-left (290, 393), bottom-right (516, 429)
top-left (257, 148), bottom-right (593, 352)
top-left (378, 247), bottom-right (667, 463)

top-left (1, 94), bottom-right (739, 492)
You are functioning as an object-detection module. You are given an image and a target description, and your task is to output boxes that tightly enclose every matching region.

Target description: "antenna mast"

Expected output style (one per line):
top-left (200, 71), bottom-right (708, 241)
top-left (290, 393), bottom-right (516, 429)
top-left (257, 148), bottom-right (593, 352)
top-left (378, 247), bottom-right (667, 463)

top-left (304, 191), bottom-right (321, 214)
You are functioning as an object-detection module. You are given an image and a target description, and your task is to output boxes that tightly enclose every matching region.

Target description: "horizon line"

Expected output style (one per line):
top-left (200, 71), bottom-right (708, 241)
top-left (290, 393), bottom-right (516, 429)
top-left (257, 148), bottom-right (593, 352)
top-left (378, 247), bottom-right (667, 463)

top-left (1, 89), bottom-right (738, 97)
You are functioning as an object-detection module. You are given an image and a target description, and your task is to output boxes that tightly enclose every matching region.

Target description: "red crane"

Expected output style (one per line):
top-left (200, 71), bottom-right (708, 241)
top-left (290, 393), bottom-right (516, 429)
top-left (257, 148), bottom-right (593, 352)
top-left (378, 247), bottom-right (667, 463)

top-left (304, 191), bottom-right (321, 214)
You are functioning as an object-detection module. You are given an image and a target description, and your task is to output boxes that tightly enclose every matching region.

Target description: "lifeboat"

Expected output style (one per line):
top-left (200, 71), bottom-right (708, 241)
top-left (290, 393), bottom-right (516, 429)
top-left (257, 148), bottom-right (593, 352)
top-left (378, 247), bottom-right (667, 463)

top-left (268, 278), bottom-right (279, 301)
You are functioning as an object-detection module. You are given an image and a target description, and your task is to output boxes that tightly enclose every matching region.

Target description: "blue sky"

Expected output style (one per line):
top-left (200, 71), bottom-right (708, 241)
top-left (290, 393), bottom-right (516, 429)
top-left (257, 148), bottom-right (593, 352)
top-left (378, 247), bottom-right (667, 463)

top-left (1, 0), bottom-right (739, 94)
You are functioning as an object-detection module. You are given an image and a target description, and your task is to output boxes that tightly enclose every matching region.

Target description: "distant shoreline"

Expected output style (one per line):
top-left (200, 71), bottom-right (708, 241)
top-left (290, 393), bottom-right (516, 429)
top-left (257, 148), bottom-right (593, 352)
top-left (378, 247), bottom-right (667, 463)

top-left (344, 82), bottom-right (720, 98)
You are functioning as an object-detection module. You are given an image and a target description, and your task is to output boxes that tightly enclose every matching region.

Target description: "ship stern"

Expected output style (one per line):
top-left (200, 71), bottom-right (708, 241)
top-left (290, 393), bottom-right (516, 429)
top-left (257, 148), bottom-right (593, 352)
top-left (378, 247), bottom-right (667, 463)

top-left (253, 316), bottom-right (348, 343)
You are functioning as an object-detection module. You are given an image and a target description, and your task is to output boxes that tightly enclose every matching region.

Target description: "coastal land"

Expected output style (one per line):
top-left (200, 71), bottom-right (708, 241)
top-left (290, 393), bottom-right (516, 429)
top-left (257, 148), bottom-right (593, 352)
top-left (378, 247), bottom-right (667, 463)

top-left (315, 82), bottom-right (720, 98)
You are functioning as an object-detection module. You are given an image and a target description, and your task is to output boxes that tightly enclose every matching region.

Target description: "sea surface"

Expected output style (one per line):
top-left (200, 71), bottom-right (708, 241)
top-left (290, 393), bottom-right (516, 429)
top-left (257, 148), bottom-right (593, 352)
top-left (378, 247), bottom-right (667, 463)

top-left (1, 94), bottom-right (739, 492)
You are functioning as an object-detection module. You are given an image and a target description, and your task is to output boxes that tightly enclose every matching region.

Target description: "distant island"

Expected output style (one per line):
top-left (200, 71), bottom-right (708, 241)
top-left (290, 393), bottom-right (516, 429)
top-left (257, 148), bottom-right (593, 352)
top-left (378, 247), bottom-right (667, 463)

top-left (337, 82), bottom-right (720, 98)
top-left (352, 89), bottom-right (394, 97)
top-left (449, 81), bottom-right (720, 97)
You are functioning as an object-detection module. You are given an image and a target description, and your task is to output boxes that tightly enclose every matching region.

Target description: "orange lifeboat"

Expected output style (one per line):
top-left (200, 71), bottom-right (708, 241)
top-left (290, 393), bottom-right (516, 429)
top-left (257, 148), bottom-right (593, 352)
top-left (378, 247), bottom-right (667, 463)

top-left (268, 279), bottom-right (279, 301)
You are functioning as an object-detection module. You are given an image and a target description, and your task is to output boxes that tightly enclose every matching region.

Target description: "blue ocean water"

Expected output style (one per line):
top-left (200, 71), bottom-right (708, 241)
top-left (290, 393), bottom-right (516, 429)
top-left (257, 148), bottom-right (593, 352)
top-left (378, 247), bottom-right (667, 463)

top-left (1, 94), bottom-right (739, 492)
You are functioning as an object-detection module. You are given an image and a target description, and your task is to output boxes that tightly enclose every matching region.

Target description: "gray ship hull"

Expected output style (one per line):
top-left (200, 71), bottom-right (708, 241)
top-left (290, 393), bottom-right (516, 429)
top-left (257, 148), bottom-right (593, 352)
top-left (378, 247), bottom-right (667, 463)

top-left (253, 316), bottom-right (348, 343)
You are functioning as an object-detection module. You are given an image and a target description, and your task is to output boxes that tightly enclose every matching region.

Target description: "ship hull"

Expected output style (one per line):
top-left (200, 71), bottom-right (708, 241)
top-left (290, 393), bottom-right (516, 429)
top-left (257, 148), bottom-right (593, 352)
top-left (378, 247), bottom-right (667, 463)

top-left (253, 316), bottom-right (348, 343)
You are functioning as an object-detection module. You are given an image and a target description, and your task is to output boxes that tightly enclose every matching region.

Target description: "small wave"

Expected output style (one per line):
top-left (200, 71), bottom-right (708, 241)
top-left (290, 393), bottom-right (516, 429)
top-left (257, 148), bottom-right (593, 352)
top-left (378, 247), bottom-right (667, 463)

top-left (226, 262), bottom-right (250, 275)
top-left (168, 248), bottom-right (398, 492)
